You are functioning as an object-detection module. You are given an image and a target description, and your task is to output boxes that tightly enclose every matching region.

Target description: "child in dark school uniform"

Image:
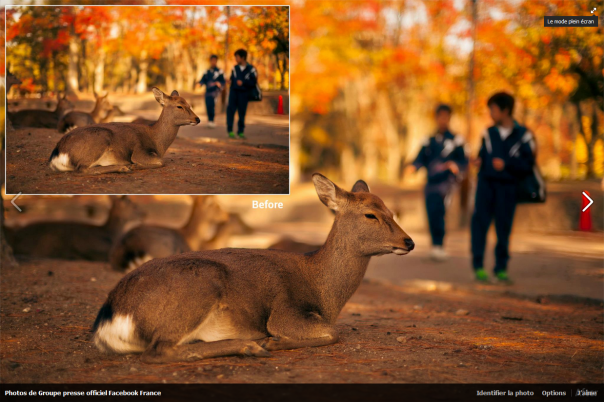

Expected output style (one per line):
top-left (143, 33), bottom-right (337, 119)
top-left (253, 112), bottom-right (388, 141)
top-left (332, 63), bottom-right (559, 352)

top-left (226, 49), bottom-right (258, 139)
top-left (407, 104), bottom-right (468, 261)
top-left (471, 92), bottom-right (535, 283)
top-left (198, 54), bottom-right (226, 128)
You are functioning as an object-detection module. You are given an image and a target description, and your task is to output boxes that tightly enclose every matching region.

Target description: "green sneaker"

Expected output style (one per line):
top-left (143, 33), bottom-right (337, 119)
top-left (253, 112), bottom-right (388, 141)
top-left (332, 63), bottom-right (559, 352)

top-left (494, 271), bottom-right (513, 284)
top-left (228, 132), bottom-right (236, 139)
top-left (474, 268), bottom-right (489, 283)
top-left (237, 132), bottom-right (246, 139)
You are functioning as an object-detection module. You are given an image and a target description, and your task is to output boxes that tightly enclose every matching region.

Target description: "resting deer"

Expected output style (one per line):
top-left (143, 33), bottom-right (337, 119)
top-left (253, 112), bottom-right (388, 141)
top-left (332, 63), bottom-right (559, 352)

top-left (49, 88), bottom-right (199, 175)
top-left (109, 196), bottom-right (231, 272)
top-left (92, 174), bottom-right (415, 363)
top-left (6, 196), bottom-right (144, 261)
top-left (9, 93), bottom-right (74, 129)
top-left (58, 92), bottom-right (113, 133)
top-left (5, 71), bottom-right (22, 132)
top-left (6, 69), bottom-right (21, 94)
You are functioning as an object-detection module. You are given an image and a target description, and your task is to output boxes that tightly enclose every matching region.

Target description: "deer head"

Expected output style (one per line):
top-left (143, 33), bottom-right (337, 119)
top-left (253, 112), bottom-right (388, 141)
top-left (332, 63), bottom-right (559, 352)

top-left (313, 173), bottom-right (415, 257)
top-left (152, 87), bottom-right (200, 126)
top-left (93, 91), bottom-right (113, 116)
top-left (56, 94), bottom-right (75, 115)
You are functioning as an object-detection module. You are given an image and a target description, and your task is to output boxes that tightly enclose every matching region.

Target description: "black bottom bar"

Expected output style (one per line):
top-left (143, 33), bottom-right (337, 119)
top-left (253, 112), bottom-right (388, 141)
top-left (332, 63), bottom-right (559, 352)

top-left (1, 384), bottom-right (603, 402)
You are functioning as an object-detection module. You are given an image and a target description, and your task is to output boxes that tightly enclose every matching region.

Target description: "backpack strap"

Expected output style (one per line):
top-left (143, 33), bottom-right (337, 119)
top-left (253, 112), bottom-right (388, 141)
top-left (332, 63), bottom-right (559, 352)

top-left (508, 126), bottom-right (531, 157)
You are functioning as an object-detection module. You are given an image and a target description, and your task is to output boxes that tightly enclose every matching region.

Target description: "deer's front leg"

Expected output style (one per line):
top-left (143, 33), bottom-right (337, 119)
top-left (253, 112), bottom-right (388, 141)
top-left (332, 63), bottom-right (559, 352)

top-left (261, 307), bottom-right (339, 352)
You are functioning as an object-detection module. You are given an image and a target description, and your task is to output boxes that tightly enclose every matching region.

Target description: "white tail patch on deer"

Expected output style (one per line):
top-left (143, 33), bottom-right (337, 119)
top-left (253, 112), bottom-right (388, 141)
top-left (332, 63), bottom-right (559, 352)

top-left (49, 153), bottom-right (74, 172)
top-left (94, 314), bottom-right (146, 354)
top-left (127, 254), bottom-right (153, 272)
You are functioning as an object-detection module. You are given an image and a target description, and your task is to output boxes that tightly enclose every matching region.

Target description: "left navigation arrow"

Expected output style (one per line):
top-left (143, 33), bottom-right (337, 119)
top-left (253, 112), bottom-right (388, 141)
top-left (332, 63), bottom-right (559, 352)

top-left (11, 192), bottom-right (23, 212)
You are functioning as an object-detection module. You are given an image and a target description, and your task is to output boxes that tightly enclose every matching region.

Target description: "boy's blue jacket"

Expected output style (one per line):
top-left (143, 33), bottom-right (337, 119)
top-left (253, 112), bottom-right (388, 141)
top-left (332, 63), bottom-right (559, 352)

top-left (477, 123), bottom-right (535, 182)
top-left (412, 130), bottom-right (468, 195)
top-left (199, 67), bottom-right (226, 95)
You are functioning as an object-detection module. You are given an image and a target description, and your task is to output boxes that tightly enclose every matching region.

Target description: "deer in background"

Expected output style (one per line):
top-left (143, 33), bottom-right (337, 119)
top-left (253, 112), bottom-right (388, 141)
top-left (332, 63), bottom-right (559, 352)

top-left (109, 196), bottom-right (232, 272)
top-left (8, 93), bottom-right (74, 129)
top-left (6, 196), bottom-right (144, 261)
top-left (58, 92), bottom-right (114, 133)
top-left (5, 70), bottom-right (22, 132)
top-left (49, 88), bottom-right (199, 175)
top-left (5, 69), bottom-right (21, 95)
top-left (92, 174), bottom-right (415, 363)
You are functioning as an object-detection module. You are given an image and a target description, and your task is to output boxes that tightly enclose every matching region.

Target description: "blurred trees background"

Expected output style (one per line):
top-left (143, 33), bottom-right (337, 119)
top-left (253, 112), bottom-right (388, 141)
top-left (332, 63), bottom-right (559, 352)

top-left (6, 5), bottom-right (289, 97)
top-left (288, 0), bottom-right (603, 183)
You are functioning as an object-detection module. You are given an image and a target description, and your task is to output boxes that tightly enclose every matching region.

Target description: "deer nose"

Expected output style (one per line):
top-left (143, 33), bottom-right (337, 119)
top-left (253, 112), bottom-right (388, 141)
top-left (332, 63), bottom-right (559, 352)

top-left (404, 238), bottom-right (415, 251)
top-left (195, 117), bottom-right (200, 124)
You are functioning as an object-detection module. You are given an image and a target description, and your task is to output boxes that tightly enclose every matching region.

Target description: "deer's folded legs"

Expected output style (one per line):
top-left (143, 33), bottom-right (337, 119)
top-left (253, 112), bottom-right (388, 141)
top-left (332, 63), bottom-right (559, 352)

top-left (141, 339), bottom-right (271, 364)
top-left (76, 165), bottom-right (132, 175)
top-left (130, 149), bottom-right (165, 170)
top-left (262, 307), bottom-right (340, 351)
top-left (259, 332), bottom-right (339, 352)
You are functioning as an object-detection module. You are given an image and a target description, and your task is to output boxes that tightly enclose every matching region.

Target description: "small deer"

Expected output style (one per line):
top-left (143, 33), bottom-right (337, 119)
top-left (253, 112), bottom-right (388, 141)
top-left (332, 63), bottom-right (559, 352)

top-left (58, 92), bottom-right (113, 133)
top-left (6, 196), bottom-right (144, 261)
top-left (92, 174), bottom-right (415, 363)
top-left (6, 69), bottom-right (22, 94)
top-left (49, 88), bottom-right (199, 175)
top-left (109, 196), bottom-right (231, 272)
top-left (9, 93), bottom-right (74, 129)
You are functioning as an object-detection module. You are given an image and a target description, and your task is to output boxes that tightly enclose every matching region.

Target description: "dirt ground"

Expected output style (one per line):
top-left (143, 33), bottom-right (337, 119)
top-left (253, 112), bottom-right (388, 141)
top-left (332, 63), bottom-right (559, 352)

top-left (1, 257), bottom-right (602, 384)
top-left (5, 115), bottom-right (289, 195)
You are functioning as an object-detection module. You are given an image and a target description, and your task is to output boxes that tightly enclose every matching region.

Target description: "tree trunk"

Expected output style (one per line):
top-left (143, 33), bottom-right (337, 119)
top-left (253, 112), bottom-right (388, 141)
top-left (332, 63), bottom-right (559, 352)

top-left (568, 103), bottom-right (578, 180)
top-left (136, 50), bottom-right (149, 94)
top-left (460, 0), bottom-right (478, 227)
top-left (575, 101), bottom-right (592, 178)
top-left (290, 117), bottom-right (302, 184)
top-left (587, 101), bottom-right (600, 179)
top-left (281, 54), bottom-right (287, 90)
top-left (66, 32), bottom-right (80, 97)
top-left (265, 54), bottom-right (270, 89)
top-left (94, 47), bottom-right (106, 94)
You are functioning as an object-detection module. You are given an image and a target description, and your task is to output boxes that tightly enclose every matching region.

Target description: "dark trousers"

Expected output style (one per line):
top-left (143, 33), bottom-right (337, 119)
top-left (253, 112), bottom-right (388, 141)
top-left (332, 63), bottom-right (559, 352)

top-left (226, 90), bottom-right (249, 133)
top-left (425, 192), bottom-right (446, 246)
top-left (471, 178), bottom-right (517, 272)
top-left (205, 94), bottom-right (216, 122)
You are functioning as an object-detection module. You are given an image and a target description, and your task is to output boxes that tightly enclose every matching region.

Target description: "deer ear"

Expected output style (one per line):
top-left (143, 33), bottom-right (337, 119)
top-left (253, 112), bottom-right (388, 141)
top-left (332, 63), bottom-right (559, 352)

top-left (170, 90), bottom-right (179, 97)
top-left (94, 91), bottom-right (99, 98)
top-left (152, 87), bottom-right (167, 106)
top-left (312, 173), bottom-right (345, 212)
top-left (351, 180), bottom-right (370, 193)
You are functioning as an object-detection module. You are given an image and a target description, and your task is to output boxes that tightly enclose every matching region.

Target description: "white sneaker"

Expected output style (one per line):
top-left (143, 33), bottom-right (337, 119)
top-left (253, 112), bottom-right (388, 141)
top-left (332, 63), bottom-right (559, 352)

top-left (208, 121), bottom-right (216, 128)
top-left (429, 246), bottom-right (448, 262)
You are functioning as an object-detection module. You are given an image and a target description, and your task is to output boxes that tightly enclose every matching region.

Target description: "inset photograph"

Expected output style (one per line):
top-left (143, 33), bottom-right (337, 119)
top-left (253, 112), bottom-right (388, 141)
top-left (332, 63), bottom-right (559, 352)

top-left (5, 5), bottom-right (289, 195)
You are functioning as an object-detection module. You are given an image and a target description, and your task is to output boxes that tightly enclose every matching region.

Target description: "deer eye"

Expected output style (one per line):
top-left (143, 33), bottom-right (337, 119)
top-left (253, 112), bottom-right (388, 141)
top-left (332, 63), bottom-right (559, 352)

top-left (177, 106), bottom-right (184, 109)
top-left (365, 214), bottom-right (378, 221)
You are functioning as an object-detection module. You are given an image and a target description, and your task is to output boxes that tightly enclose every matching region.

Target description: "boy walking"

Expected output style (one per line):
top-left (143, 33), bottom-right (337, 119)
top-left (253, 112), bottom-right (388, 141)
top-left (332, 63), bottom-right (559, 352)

top-left (407, 104), bottom-right (468, 261)
top-left (227, 49), bottom-right (258, 139)
top-left (471, 92), bottom-right (535, 283)
top-left (198, 55), bottom-right (225, 128)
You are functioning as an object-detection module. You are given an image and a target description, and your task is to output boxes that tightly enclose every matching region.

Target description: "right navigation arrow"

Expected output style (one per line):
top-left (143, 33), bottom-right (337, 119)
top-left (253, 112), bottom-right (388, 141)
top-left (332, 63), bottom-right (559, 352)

top-left (582, 191), bottom-right (593, 212)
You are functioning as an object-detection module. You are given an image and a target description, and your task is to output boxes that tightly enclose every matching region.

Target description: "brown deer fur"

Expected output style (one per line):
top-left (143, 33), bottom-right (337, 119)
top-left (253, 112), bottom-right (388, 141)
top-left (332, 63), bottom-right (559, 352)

top-left (92, 174), bottom-right (415, 363)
